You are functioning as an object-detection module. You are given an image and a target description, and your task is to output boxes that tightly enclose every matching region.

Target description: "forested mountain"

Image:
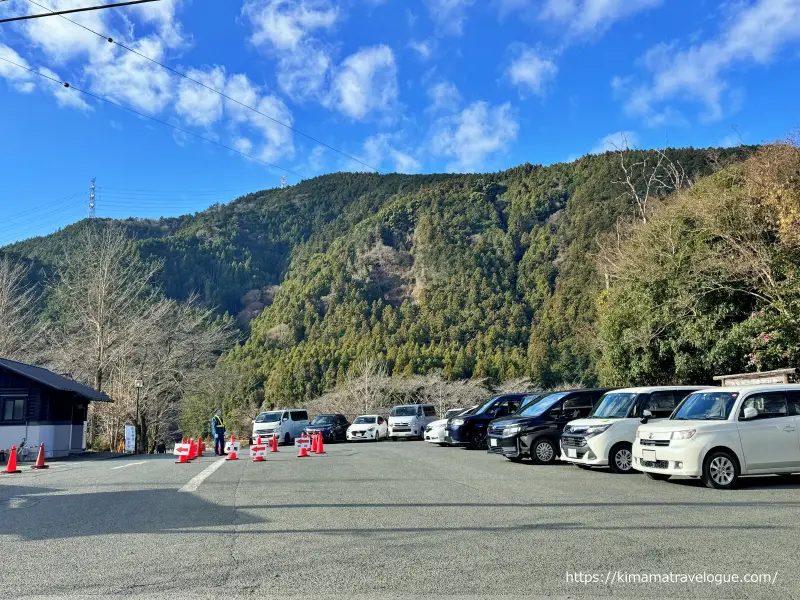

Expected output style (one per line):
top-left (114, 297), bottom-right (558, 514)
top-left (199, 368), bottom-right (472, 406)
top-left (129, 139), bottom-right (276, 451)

top-left (3, 146), bottom-right (764, 411)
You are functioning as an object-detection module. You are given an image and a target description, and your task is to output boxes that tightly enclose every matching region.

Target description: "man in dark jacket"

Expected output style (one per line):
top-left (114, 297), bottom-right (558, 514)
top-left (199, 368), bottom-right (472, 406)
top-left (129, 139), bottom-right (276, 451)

top-left (211, 409), bottom-right (226, 456)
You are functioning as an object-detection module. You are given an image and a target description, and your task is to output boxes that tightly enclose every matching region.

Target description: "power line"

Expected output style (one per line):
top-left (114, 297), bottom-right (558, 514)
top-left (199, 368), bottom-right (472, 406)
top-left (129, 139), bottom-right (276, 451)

top-left (0, 55), bottom-right (307, 179)
top-left (0, 0), bottom-right (160, 24)
top-left (24, 0), bottom-right (381, 174)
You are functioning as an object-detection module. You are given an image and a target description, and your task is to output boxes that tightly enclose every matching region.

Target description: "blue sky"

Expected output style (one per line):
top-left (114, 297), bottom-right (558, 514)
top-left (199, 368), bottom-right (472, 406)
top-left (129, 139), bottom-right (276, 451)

top-left (1, 0), bottom-right (799, 245)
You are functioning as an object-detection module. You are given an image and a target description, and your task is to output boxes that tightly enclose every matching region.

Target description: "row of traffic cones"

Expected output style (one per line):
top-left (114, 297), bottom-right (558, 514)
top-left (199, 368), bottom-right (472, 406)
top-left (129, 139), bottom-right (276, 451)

top-left (175, 436), bottom-right (207, 464)
top-left (1, 444), bottom-right (49, 475)
top-left (296, 431), bottom-right (326, 458)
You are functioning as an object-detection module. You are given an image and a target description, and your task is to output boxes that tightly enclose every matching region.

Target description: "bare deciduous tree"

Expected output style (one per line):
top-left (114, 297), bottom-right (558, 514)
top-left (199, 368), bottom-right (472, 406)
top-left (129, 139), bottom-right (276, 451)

top-left (0, 257), bottom-right (40, 360)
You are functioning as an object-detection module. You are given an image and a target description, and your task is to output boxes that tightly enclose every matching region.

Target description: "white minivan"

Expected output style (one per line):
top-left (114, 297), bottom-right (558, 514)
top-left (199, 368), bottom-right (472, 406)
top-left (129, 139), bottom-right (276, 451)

top-left (251, 409), bottom-right (309, 445)
top-left (561, 386), bottom-right (701, 474)
top-left (633, 384), bottom-right (800, 489)
top-left (388, 404), bottom-right (437, 440)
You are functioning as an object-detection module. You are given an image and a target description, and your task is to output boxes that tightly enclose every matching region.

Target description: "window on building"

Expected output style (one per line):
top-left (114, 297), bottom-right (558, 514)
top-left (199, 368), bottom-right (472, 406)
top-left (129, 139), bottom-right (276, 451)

top-left (1, 395), bottom-right (26, 422)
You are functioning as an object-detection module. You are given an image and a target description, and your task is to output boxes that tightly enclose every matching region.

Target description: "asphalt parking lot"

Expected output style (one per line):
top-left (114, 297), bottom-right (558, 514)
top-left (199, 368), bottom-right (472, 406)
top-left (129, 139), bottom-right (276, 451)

top-left (1, 440), bottom-right (798, 600)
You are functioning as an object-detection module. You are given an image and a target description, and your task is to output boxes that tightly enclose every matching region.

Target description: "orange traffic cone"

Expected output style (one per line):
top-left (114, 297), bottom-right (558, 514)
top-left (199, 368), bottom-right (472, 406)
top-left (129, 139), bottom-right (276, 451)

top-left (316, 432), bottom-right (326, 455)
top-left (181, 437), bottom-right (186, 444)
top-left (253, 435), bottom-right (265, 462)
top-left (175, 449), bottom-right (189, 464)
top-left (187, 438), bottom-right (195, 460)
top-left (31, 444), bottom-right (49, 470)
top-left (197, 437), bottom-right (204, 457)
top-left (270, 433), bottom-right (279, 453)
top-left (2, 446), bottom-right (22, 474)
top-left (310, 432), bottom-right (318, 453)
top-left (297, 442), bottom-right (309, 458)
top-left (226, 435), bottom-right (238, 461)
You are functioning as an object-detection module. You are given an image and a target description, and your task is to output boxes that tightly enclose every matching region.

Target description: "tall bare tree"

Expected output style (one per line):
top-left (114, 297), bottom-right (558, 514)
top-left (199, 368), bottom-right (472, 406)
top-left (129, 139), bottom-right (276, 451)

top-left (0, 257), bottom-right (40, 360)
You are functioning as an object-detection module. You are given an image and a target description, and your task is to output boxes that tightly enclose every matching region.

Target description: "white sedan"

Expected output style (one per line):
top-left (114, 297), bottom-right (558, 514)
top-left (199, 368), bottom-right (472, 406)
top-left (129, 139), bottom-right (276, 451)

top-left (346, 415), bottom-right (388, 441)
top-left (424, 407), bottom-right (473, 445)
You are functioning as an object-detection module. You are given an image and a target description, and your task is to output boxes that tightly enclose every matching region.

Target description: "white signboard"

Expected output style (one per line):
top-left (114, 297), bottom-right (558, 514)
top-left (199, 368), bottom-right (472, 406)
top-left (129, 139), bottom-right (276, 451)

top-left (173, 443), bottom-right (191, 456)
top-left (250, 444), bottom-right (267, 459)
top-left (124, 425), bottom-right (136, 453)
top-left (225, 440), bottom-right (241, 454)
top-left (294, 437), bottom-right (312, 449)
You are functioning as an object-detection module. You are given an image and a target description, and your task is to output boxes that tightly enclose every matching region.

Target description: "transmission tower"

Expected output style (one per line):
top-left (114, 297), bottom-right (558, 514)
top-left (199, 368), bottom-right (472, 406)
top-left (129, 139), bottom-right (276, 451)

top-left (88, 178), bottom-right (96, 218)
top-left (280, 176), bottom-right (286, 189)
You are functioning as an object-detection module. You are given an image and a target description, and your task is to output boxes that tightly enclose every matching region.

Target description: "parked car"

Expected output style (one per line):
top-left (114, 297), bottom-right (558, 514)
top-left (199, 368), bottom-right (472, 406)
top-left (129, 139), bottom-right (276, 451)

top-left (446, 394), bottom-right (535, 450)
top-left (633, 384), bottom-right (800, 489)
top-left (560, 386), bottom-right (702, 473)
top-left (486, 389), bottom-right (610, 463)
top-left (251, 409), bottom-right (309, 445)
top-left (346, 415), bottom-right (388, 441)
top-left (306, 414), bottom-right (350, 442)
top-left (424, 407), bottom-right (475, 445)
top-left (388, 404), bottom-right (437, 440)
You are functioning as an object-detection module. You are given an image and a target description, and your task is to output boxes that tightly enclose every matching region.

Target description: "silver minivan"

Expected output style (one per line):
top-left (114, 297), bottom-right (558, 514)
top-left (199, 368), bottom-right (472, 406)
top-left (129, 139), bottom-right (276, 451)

top-left (251, 409), bottom-right (309, 444)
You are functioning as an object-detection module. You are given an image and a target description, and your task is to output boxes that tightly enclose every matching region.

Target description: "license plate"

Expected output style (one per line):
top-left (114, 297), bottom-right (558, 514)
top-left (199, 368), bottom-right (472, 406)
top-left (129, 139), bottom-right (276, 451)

top-left (567, 448), bottom-right (577, 458)
top-left (643, 449), bottom-right (657, 462)
top-left (490, 438), bottom-right (498, 447)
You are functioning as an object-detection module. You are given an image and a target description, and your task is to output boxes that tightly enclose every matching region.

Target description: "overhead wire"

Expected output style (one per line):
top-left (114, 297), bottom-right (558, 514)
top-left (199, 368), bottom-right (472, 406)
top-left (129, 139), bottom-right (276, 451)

top-left (0, 55), bottom-right (308, 179)
top-left (24, 0), bottom-right (381, 174)
top-left (0, 0), bottom-right (160, 23)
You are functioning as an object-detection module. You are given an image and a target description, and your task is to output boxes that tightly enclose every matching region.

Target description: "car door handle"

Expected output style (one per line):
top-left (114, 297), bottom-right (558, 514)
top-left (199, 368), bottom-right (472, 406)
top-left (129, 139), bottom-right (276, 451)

top-left (784, 426), bottom-right (797, 432)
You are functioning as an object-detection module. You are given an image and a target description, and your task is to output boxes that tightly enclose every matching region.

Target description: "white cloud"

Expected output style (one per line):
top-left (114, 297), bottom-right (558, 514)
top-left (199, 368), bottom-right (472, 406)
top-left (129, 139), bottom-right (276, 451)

top-left (590, 131), bottom-right (638, 154)
top-left (308, 145), bottom-right (327, 171)
top-left (431, 101), bottom-right (519, 171)
top-left (328, 45), bottom-right (398, 120)
top-left (427, 81), bottom-right (461, 112)
top-left (276, 43), bottom-right (331, 100)
top-left (0, 44), bottom-right (36, 93)
top-left (38, 67), bottom-right (91, 110)
top-left (507, 46), bottom-right (557, 95)
top-left (243, 0), bottom-right (338, 50)
top-left (616, 0), bottom-right (800, 124)
top-left (426, 0), bottom-right (474, 36)
top-left (361, 133), bottom-right (422, 173)
top-left (176, 66), bottom-right (225, 126)
top-left (499, 0), bottom-right (661, 38)
top-left (409, 38), bottom-right (434, 60)
top-left (718, 132), bottom-right (743, 148)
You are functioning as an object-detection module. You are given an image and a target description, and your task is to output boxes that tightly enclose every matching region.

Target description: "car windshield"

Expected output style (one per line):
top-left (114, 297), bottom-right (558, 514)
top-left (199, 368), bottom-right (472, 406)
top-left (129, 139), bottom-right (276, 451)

top-left (255, 412), bottom-right (281, 423)
top-left (353, 416), bottom-right (376, 424)
top-left (516, 394), bottom-right (543, 414)
top-left (672, 392), bottom-right (738, 421)
top-left (310, 415), bottom-right (335, 425)
top-left (517, 392), bottom-right (569, 417)
top-left (445, 408), bottom-right (464, 419)
top-left (590, 393), bottom-right (640, 419)
top-left (391, 406), bottom-right (418, 417)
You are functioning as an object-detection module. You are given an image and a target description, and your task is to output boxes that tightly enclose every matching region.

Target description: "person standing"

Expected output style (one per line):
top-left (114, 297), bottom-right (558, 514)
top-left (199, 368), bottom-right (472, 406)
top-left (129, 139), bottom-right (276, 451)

top-left (211, 409), bottom-right (226, 456)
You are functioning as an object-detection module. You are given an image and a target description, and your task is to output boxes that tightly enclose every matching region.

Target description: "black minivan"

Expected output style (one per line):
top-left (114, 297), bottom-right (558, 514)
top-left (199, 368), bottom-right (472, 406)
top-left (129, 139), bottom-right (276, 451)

top-left (445, 393), bottom-right (539, 450)
top-left (487, 389), bottom-right (610, 463)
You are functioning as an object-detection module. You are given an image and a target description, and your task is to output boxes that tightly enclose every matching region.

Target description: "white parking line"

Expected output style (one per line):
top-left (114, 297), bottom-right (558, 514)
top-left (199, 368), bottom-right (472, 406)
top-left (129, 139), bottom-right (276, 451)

top-left (111, 461), bottom-right (146, 470)
top-left (178, 458), bottom-right (226, 493)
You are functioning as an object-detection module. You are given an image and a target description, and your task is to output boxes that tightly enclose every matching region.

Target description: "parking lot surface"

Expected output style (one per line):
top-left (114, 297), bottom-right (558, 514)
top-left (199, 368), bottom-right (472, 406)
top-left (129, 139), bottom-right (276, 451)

top-left (1, 441), bottom-right (798, 599)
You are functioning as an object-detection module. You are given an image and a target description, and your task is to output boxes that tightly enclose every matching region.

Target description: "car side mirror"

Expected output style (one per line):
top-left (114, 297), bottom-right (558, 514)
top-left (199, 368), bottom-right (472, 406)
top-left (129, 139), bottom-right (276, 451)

top-left (252, 419), bottom-right (256, 425)
top-left (282, 416), bottom-right (289, 421)
top-left (640, 409), bottom-right (653, 424)
top-left (743, 406), bottom-right (758, 420)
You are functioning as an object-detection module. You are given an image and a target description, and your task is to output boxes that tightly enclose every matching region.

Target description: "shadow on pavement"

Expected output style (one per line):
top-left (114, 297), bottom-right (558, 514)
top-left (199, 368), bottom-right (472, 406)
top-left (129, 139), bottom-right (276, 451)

top-left (0, 483), bottom-right (263, 540)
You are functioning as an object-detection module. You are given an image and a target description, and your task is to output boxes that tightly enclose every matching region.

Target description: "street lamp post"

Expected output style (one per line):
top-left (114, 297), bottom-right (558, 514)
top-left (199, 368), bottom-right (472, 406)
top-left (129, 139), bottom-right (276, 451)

top-left (134, 379), bottom-right (143, 454)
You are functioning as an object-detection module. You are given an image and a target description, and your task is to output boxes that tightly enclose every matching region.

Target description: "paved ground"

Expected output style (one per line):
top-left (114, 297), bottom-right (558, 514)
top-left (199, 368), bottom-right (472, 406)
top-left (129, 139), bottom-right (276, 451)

top-left (1, 440), bottom-right (799, 600)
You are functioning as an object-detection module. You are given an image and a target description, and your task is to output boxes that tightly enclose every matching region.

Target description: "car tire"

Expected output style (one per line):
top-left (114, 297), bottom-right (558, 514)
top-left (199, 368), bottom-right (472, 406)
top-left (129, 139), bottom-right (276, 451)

top-left (284, 432), bottom-right (291, 446)
top-left (530, 438), bottom-right (557, 465)
top-left (505, 455), bottom-right (523, 463)
top-left (702, 450), bottom-right (739, 489)
top-left (575, 464), bottom-right (593, 470)
top-left (469, 431), bottom-right (487, 450)
top-left (644, 472), bottom-right (671, 481)
top-left (609, 443), bottom-right (634, 474)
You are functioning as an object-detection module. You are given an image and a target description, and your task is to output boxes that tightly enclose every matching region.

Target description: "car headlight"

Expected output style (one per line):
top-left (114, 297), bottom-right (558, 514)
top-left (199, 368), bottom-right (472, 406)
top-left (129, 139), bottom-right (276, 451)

top-left (584, 424), bottom-right (612, 437)
top-left (503, 425), bottom-right (521, 437)
top-left (368, 426), bottom-right (376, 432)
top-left (670, 429), bottom-right (696, 440)
top-left (451, 419), bottom-right (464, 426)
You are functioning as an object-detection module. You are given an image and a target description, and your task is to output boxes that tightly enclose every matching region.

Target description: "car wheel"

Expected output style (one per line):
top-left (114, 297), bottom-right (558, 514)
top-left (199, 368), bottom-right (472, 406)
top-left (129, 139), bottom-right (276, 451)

top-left (505, 455), bottom-right (523, 463)
top-left (437, 443), bottom-right (448, 447)
top-left (284, 432), bottom-right (291, 446)
top-left (469, 431), bottom-right (487, 450)
top-left (644, 472), bottom-right (671, 481)
top-left (609, 443), bottom-right (634, 474)
top-left (702, 451), bottom-right (739, 489)
top-left (531, 439), bottom-right (556, 465)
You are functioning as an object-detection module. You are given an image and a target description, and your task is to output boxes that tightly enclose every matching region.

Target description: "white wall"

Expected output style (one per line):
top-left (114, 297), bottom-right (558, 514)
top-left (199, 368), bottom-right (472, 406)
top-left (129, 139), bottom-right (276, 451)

top-left (0, 423), bottom-right (77, 459)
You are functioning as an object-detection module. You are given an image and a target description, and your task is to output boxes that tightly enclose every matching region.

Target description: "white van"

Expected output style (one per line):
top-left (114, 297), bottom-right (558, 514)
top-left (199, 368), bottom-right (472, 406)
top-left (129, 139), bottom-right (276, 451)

top-left (251, 409), bottom-right (309, 445)
top-left (561, 386), bottom-right (701, 474)
top-left (634, 384), bottom-right (800, 489)
top-left (388, 404), bottom-right (437, 440)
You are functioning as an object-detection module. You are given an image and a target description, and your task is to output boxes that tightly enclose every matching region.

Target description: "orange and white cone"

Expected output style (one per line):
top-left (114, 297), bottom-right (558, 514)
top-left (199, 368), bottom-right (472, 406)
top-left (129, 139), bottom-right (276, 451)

top-left (270, 433), bottom-right (279, 453)
top-left (253, 436), bottom-right (265, 462)
top-left (31, 445), bottom-right (49, 470)
top-left (226, 435), bottom-right (238, 461)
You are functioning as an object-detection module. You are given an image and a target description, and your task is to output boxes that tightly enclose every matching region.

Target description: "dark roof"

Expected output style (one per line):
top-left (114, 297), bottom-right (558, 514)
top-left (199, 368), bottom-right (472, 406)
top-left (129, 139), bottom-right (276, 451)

top-left (0, 358), bottom-right (112, 403)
